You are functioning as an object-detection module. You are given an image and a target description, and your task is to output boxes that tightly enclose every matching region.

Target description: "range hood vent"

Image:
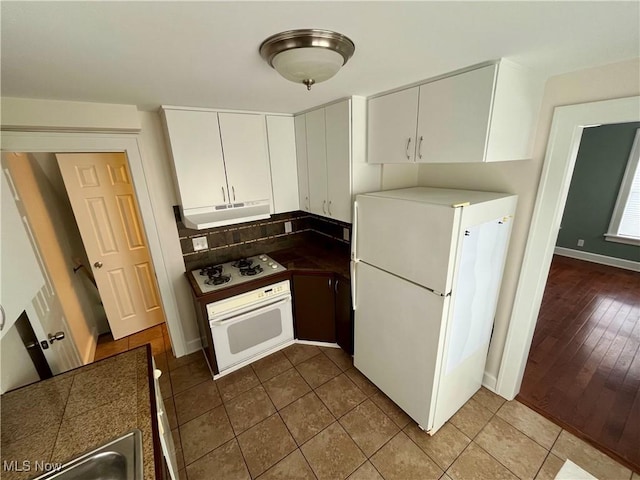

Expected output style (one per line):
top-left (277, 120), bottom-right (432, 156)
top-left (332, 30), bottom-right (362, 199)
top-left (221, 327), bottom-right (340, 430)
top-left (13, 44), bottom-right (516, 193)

top-left (182, 200), bottom-right (271, 230)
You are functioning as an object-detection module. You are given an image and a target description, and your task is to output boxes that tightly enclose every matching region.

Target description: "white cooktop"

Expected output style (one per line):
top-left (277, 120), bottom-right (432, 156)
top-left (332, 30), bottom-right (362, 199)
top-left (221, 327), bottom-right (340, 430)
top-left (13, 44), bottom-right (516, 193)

top-left (191, 254), bottom-right (286, 294)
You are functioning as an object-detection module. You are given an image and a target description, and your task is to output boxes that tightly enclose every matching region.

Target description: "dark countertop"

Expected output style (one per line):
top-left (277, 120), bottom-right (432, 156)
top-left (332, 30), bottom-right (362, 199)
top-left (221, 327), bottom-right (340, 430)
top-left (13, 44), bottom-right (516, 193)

top-left (186, 242), bottom-right (351, 302)
top-left (0, 346), bottom-right (158, 480)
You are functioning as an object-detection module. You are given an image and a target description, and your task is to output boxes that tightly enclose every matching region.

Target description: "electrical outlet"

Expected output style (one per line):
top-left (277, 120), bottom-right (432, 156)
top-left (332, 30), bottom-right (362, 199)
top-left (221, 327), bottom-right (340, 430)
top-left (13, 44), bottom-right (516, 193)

top-left (343, 228), bottom-right (350, 241)
top-left (192, 236), bottom-right (208, 251)
top-left (284, 221), bottom-right (292, 233)
top-left (577, 239), bottom-right (585, 247)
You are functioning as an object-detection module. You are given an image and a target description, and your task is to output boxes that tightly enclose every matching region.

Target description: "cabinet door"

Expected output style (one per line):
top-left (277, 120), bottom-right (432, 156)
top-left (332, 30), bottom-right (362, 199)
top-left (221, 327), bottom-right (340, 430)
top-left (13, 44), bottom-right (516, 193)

top-left (367, 87), bottom-right (419, 164)
top-left (294, 115), bottom-right (310, 212)
top-left (218, 113), bottom-right (272, 204)
top-left (162, 109), bottom-right (227, 209)
top-left (266, 116), bottom-right (299, 213)
top-left (293, 274), bottom-right (336, 343)
top-left (334, 275), bottom-right (353, 355)
top-left (305, 109), bottom-right (329, 216)
top-left (325, 100), bottom-right (352, 223)
top-left (416, 64), bottom-right (496, 163)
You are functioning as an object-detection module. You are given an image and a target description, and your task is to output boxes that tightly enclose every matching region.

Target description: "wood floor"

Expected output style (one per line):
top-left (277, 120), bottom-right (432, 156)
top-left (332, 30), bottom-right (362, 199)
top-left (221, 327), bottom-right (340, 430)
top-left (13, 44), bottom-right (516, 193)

top-left (518, 255), bottom-right (640, 473)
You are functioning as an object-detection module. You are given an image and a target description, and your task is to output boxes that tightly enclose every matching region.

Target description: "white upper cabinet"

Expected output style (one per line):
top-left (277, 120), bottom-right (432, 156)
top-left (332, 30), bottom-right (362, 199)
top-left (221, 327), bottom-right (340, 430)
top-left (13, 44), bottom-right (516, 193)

top-left (161, 109), bottom-right (227, 209)
top-left (266, 116), bottom-right (299, 214)
top-left (367, 60), bottom-right (544, 164)
top-left (295, 97), bottom-right (381, 224)
top-left (218, 112), bottom-right (271, 204)
top-left (368, 87), bottom-right (419, 164)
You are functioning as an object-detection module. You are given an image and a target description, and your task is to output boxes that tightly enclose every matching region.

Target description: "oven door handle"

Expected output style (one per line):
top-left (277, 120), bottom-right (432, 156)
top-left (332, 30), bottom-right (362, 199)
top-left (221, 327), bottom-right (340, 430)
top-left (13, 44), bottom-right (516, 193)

top-left (209, 295), bottom-right (291, 326)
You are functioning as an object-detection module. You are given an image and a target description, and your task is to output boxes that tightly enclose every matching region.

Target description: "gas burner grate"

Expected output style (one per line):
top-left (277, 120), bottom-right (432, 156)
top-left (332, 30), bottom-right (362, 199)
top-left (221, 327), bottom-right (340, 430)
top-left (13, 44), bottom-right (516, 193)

top-left (231, 258), bottom-right (253, 269)
top-left (240, 264), bottom-right (263, 276)
top-left (200, 265), bottom-right (223, 277)
top-left (205, 274), bottom-right (231, 286)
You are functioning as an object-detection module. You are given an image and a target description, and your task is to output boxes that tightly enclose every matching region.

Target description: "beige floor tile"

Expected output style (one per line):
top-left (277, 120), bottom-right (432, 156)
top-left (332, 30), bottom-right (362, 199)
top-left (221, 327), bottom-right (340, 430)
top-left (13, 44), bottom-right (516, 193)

top-left (251, 351), bottom-right (293, 382)
top-left (535, 453), bottom-right (564, 480)
top-left (185, 438), bottom-right (250, 480)
top-left (551, 430), bottom-right (632, 480)
top-left (165, 396), bottom-right (178, 430)
top-left (632, 473), bottom-right (640, 480)
top-left (282, 343), bottom-right (322, 365)
top-left (315, 373), bottom-right (367, 418)
top-left (347, 461), bottom-right (384, 480)
top-left (280, 392), bottom-right (335, 445)
top-left (448, 443), bottom-right (518, 480)
top-left (295, 352), bottom-right (342, 388)
top-left (159, 370), bottom-right (173, 399)
top-left (497, 401), bottom-right (561, 450)
top-left (441, 474), bottom-right (454, 480)
top-left (263, 367), bottom-right (312, 410)
top-left (370, 431), bottom-right (442, 480)
top-left (171, 428), bottom-right (185, 472)
top-left (225, 385), bottom-right (276, 434)
top-left (449, 398), bottom-right (493, 438)
top-left (257, 449), bottom-right (316, 480)
top-left (344, 368), bottom-right (380, 397)
top-left (404, 421), bottom-right (470, 470)
top-left (301, 422), bottom-right (366, 480)
top-left (217, 365), bottom-right (260, 402)
top-left (173, 379), bottom-right (221, 426)
top-left (475, 416), bottom-right (548, 479)
top-left (167, 350), bottom-right (205, 371)
top-left (169, 357), bottom-right (211, 395)
top-left (370, 391), bottom-right (412, 428)
top-left (179, 405), bottom-right (234, 465)
top-left (472, 387), bottom-right (506, 414)
top-left (321, 346), bottom-right (354, 371)
top-left (237, 413), bottom-right (297, 478)
top-left (340, 399), bottom-right (400, 456)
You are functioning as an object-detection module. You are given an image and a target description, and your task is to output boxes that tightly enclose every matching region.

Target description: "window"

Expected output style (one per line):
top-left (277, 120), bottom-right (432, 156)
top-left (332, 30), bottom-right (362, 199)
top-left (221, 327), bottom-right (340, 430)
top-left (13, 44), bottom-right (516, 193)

top-left (605, 128), bottom-right (640, 245)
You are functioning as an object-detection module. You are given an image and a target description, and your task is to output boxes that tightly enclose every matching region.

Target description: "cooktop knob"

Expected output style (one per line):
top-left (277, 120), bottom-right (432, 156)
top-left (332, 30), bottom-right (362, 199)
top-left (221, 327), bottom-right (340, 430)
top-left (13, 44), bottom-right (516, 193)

top-left (271, 264), bottom-right (278, 269)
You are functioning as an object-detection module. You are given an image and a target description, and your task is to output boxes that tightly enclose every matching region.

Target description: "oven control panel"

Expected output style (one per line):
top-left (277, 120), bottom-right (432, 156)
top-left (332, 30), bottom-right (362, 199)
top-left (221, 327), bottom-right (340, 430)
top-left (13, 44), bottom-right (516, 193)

top-left (207, 280), bottom-right (291, 320)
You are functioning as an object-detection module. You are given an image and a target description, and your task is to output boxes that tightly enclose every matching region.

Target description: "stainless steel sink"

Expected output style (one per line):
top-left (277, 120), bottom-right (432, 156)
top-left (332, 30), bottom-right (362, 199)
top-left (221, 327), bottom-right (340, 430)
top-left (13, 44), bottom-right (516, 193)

top-left (33, 429), bottom-right (143, 480)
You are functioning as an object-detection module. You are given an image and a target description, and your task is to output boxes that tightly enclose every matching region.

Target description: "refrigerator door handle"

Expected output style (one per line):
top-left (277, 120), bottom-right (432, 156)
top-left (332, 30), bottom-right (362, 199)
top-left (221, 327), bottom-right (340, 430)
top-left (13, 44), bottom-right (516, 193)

top-left (351, 201), bottom-right (358, 261)
top-left (350, 261), bottom-right (357, 310)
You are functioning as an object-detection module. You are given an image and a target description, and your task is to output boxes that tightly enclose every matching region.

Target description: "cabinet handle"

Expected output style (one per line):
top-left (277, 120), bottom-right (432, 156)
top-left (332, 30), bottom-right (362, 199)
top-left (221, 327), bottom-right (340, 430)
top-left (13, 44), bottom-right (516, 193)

top-left (222, 187), bottom-right (226, 203)
top-left (305, 196), bottom-right (309, 210)
top-left (334, 278), bottom-right (338, 293)
top-left (405, 137), bottom-right (412, 160)
top-left (232, 186), bottom-right (236, 201)
top-left (418, 136), bottom-right (424, 159)
top-left (328, 201), bottom-right (332, 216)
top-left (328, 278), bottom-right (332, 288)
top-left (322, 200), bottom-right (327, 214)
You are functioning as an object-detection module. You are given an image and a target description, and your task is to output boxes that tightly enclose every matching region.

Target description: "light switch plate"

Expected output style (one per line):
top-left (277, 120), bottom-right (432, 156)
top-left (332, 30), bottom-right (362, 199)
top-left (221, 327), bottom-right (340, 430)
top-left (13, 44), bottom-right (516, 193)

top-left (192, 236), bottom-right (208, 251)
top-left (343, 228), bottom-right (350, 241)
top-left (284, 221), bottom-right (292, 233)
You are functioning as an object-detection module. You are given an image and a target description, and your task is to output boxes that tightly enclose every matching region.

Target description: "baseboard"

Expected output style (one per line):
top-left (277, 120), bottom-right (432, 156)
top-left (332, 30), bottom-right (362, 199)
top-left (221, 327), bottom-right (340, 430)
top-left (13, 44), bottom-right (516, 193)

top-left (482, 371), bottom-right (498, 392)
top-left (295, 340), bottom-right (340, 348)
top-left (184, 338), bottom-right (203, 355)
top-left (554, 247), bottom-right (640, 272)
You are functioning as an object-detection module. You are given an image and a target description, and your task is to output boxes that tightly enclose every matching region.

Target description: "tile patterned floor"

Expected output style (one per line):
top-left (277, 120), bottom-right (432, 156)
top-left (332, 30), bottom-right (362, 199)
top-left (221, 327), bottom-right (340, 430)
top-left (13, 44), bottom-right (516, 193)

top-left (144, 343), bottom-right (636, 480)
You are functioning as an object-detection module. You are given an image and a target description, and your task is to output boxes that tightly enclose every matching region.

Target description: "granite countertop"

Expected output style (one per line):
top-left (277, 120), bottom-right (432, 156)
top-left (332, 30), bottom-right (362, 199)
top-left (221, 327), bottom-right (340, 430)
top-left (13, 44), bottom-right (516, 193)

top-left (0, 346), bottom-right (157, 480)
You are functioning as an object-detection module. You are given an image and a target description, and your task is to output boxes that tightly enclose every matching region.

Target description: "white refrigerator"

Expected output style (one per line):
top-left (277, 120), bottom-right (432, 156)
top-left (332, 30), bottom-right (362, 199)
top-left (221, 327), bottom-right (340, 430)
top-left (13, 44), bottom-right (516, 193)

top-left (352, 187), bottom-right (517, 434)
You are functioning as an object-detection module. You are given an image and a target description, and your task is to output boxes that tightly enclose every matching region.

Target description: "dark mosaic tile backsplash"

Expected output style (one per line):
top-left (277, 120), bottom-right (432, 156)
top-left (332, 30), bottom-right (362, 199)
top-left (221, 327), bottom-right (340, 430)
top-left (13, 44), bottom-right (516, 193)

top-left (176, 210), bottom-right (351, 271)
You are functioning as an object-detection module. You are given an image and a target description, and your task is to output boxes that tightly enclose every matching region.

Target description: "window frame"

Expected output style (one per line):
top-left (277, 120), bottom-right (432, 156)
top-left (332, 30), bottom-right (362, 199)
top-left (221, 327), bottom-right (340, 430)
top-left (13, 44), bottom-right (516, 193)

top-left (605, 127), bottom-right (640, 246)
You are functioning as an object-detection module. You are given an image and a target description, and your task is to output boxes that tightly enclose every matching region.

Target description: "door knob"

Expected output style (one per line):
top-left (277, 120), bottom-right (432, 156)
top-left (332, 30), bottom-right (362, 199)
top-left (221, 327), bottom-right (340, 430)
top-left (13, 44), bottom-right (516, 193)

top-left (48, 331), bottom-right (65, 344)
top-left (94, 261), bottom-right (103, 268)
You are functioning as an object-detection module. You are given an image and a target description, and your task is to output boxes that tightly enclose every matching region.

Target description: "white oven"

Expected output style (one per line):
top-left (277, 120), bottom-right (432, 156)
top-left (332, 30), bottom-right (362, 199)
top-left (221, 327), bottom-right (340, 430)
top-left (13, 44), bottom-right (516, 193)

top-left (207, 280), bottom-right (293, 373)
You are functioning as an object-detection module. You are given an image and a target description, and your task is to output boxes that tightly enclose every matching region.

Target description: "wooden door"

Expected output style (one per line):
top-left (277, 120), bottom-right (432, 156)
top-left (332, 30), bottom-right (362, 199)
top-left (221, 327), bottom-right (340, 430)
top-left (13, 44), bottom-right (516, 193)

top-left (218, 112), bottom-right (272, 204)
top-left (305, 108), bottom-right (329, 217)
top-left (56, 153), bottom-right (165, 339)
top-left (293, 273), bottom-right (335, 343)
top-left (294, 114), bottom-right (310, 211)
top-left (334, 275), bottom-right (353, 355)
top-left (367, 87), bottom-right (419, 164)
top-left (325, 100), bottom-right (352, 223)
top-left (416, 64), bottom-right (496, 163)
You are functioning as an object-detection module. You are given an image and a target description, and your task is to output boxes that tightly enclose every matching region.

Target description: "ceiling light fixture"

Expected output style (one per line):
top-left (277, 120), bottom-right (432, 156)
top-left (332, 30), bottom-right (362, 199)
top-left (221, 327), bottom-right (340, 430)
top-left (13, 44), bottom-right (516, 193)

top-left (259, 29), bottom-right (355, 91)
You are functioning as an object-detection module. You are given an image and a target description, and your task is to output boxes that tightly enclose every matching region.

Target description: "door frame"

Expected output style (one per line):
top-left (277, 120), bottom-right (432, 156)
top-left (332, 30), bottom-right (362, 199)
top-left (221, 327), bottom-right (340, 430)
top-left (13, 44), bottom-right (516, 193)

top-left (1, 131), bottom-right (187, 357)
top-left (495, 95), bottom-right (640, 399)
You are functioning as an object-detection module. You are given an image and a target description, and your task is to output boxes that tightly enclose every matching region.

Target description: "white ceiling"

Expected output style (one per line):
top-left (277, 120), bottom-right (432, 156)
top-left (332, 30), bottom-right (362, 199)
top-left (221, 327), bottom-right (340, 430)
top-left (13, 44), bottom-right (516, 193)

top-left (1, 1), bottom-right (639, 114)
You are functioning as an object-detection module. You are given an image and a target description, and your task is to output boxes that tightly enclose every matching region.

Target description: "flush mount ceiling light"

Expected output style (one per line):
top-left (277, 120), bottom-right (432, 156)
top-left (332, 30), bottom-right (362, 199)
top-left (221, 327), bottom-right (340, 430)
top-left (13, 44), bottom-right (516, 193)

top-left (259, 29), bottom-right (355, 90)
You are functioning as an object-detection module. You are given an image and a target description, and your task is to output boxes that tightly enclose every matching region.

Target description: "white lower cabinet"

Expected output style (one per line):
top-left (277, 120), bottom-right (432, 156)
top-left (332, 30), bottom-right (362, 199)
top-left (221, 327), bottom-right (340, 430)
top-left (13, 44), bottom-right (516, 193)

top-left (152, 365), bottom-right (178, 480)
top-left (295, 97), bottom-right (380, 223)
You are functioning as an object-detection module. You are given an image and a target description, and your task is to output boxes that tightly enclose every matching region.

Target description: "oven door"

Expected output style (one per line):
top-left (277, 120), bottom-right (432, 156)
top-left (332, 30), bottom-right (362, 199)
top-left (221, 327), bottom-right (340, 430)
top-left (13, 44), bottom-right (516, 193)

top-left (209, 294), bottom-right (293, 372)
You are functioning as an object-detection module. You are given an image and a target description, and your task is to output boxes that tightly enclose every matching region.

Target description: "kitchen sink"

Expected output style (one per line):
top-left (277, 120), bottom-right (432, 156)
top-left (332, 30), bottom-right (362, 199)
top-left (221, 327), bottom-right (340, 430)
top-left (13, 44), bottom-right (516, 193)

top-left (32, 429), bottom-right (143, 480)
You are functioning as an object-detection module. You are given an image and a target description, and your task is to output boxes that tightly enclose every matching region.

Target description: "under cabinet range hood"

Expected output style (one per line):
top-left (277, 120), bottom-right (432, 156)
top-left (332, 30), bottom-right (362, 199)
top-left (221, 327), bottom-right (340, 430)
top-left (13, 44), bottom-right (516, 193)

top-left (182, 200), bottom-right (271, 230)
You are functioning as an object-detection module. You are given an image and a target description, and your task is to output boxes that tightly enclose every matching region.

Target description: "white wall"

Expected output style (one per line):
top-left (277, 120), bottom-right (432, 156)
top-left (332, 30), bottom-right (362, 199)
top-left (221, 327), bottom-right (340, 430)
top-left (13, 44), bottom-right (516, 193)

top-left (417, 57), bottom-right (640, 385)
